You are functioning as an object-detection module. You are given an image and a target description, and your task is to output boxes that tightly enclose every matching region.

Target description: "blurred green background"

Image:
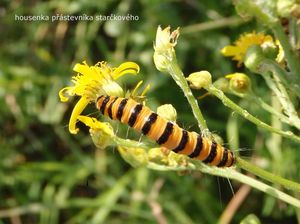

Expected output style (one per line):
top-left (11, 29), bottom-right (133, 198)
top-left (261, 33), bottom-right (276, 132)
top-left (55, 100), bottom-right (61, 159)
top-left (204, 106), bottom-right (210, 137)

top-left (0, 0), bottom-right (298, 223)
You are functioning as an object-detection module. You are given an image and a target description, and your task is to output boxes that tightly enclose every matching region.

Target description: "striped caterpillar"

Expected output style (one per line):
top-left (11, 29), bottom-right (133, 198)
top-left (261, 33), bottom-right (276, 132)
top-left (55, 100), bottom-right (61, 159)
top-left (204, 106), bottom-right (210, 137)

top-left (96, 95), bottom-right (235, 167)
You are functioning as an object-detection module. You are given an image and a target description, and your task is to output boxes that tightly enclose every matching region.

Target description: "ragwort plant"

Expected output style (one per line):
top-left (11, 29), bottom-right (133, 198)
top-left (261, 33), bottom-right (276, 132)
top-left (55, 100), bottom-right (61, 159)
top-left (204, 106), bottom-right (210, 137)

top-left (59, 29), bottom-right (300, 220)
top-left (59, 1), bottom-right (300, 222)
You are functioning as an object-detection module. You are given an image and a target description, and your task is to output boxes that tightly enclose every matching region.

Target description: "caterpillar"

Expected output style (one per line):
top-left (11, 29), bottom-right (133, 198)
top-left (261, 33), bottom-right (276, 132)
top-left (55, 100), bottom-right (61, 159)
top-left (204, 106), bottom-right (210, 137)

top-left (96, 95), bottom-right (235, 167)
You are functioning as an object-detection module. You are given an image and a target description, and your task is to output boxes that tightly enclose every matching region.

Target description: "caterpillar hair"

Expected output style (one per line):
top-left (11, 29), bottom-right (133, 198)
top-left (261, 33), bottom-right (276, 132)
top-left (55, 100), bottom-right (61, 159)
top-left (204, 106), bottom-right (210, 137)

top-left (96, 95), bottom-right (235, 167)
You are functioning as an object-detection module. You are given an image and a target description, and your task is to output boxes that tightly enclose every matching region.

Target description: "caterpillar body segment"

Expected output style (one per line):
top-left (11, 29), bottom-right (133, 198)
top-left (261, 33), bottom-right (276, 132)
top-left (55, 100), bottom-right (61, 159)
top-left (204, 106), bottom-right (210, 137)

top-left (96, 95), bottom-right (235, 167)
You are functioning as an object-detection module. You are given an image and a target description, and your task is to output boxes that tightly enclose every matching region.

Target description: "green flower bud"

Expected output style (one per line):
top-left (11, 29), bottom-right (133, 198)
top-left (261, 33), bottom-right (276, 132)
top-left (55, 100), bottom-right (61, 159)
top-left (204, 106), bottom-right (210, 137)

top-left (148, 147), bottom-right (167, 164)
top-left (186, 71), bottom-right (212, 89)
top-left (157, 104), bottom-right (177, 122)
top-left (148, 148), bottom-right (189, 168)
top-left (226, 73), bottom-right (252, 95)
top-left (117, 147), bottom-right (148, 167)
top-left (90, 125), bottom-right (114, 149)
top-left (153, 52), bottom-right (170, 73)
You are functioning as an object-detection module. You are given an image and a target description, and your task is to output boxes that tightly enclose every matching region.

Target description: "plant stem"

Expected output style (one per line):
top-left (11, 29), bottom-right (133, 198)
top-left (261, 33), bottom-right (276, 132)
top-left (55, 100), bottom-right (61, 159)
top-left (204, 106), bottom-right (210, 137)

top-left (148, 158), bottom-right (300, 208)
top-left (263, 74), bottom-right (300, 130)
top-left (236, 157), bottom-right (300, 192)
top-left (246, 94), bottom-right (292, 127)
top-left (200, 163), bottom-right (300, 208)
top-left (206, 85), bottom-right (300, 143)
top-left (182, 16), bottom-right (244, 34)
top-left (166, 58), bottom-right (208, 131)
top-left (259, 58), bottom-right (300, 99)
top-left (272, 22), bottom-right (300, 83)
top-left (113, 136), bottom-right (155, 149)
top-left (109, 130), bottom-right (300, 207)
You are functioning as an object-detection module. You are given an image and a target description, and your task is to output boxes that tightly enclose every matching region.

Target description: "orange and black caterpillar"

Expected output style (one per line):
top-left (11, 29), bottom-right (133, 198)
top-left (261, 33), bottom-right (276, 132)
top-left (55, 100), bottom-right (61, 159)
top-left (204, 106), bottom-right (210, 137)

top-left (96, 95), bottom-right (235, 167)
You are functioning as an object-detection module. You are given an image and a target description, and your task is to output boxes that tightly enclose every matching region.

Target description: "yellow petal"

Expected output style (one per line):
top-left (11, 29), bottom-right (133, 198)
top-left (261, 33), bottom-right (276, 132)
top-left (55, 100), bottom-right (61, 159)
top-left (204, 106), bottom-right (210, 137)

top-left (141, 83), bottom-right (151, 97)
top-left (131, 80), bottom-right (143, 97)
top-left (221, 46), bottom-right (242, 56)
top-left (77, 116), bottom-right (97, 128)
top-left (225, 74), bottom-right (235, 79)
top-left (78, 115), bottom-right (115, 148)
top-left (112, 62), bottom-right (140, 80)
top-left (58, 87), bottom-right (73, 102)
top-left (73, 61), bottom-right (91, 75)
top-left (68, 97), bottom-right (89, 134)
top-left (78, 116), bottom-right (114, 136)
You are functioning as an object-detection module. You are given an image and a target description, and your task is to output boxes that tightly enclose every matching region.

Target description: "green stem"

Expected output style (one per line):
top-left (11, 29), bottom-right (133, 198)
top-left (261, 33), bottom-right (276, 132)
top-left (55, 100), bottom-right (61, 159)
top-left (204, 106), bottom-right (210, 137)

top-left (206, 85), bottom-right (300, 143)
top-left (259, 58), bottom-right (300, 99)
top-left (236, 157), bottom-right (300, 192)
top-left (246, 94), bottom-right (291, 126)
top-left (166, 58), bottom-right (208, 131)
top-left (113, 136), bottom-right (155, 149)
top-left (226, 169), bottom-right (300, 208)
top-left (182, 16), bottom-right (244, 34)
top-left (272, 22), bottom-right (300, 83)
top-left (148, 159), bottom-right (300, 208)
top-left (263, 74), bottom-right (300, 130)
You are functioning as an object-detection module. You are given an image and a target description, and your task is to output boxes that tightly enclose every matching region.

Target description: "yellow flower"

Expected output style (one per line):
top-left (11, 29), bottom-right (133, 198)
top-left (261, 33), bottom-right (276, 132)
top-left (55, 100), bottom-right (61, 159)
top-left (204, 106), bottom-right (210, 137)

top-left (153, 26), bottom-right (180, 72)
top-left (221, 32), bottom-right (274, 66)
top-left (59, 61), bottom-right (140, 134)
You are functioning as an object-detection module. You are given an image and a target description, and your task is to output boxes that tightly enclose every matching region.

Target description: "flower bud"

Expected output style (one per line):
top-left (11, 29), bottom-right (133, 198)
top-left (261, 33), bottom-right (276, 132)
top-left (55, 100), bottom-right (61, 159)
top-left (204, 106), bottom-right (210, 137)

top-left (186, 71), bottom-right (212, 89)
top-left (153, 52), bottom-right (170, 73)
top-left (153, 26), bottom-right (180, 73)
top-left (77, 116), bottom-right (115, 148)
top-left (226, 73), bottom-right (252, 95)
top-left (157, 104), bottom-right (177, 122)
top-left (117, 147), bottom-right (148, 167)
top-left (148, 147), bottom-right (167, 164)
